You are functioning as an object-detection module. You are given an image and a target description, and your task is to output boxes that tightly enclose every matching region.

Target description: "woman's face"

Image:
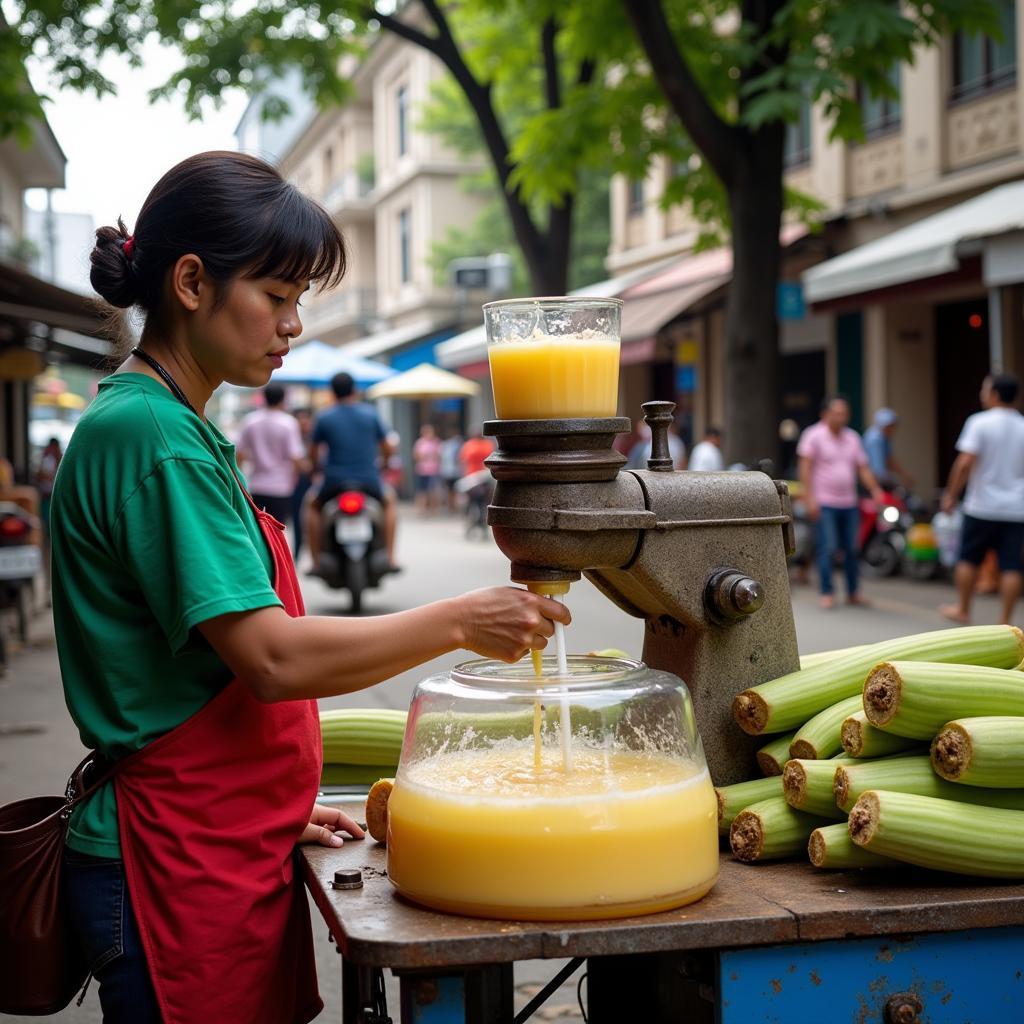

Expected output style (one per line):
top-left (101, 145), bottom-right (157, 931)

top-left (195, 274), bottom-right (308, 388)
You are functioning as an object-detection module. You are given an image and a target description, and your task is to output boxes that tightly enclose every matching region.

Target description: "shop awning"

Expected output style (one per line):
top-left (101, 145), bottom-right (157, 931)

top-left (803, 180), bottom-right (1024, 304)
top-left (342, 317), bottom-right (452, 361)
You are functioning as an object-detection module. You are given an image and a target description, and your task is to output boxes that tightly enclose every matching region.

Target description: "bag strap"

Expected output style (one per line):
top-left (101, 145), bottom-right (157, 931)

top-left (65, 751), bottom-right (120, 811)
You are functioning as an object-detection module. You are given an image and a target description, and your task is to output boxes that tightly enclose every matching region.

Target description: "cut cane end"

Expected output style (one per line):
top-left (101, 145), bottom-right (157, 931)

top-left (931, 724), bottom-right (971, 781)
top-left (782, 760), bottom-right (807, 809)
top-left (863, 662), bottom-right (902, 727)
top-left (789, 739), bottom-right (817, 761)
top-left (807, 828), bottom-right (826, 867)
top-left (756, 751), bottom-right (783, 777)
top-left (840, 718), bottom-right (863, 757)
top-left (365, 778), bottom-right (394, 844)
top-left (729, 810), bottom-right (765, 862)
top-left (848, 791), bottom-right (881, 847)
top-left (833, 767), bottom-right (851, 811)
top-left (733, 692), bottom-right (769, 735)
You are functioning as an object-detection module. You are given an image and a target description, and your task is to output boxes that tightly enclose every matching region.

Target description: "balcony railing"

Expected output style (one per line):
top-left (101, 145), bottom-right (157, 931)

top-left (304, 287), bottom-right (377, 331)
top-left (323, 170), bottom-right (375, 212)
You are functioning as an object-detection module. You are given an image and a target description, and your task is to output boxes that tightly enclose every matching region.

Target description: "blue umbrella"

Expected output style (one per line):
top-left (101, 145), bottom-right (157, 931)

top-left (272, 340), bottom-right (396, 388)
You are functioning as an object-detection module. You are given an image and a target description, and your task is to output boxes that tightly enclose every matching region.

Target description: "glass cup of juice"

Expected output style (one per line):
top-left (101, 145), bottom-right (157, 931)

top-left (483, 297), bottom-right (622, 419)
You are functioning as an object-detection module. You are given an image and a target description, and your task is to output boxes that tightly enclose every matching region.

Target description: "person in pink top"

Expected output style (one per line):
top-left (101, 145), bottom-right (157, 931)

top-left (797, 396), bottom-right (884, 609)
top-left (236, 383), bottom-right (307, 527)
top-left (413, 423), bottom-right (443, 515)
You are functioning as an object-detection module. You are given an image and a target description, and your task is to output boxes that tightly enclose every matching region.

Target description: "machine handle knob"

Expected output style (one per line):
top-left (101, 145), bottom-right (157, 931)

top-left (642, 401), bottom-right (676, 472)
top-left (704, 568), bottom-right (765, 624)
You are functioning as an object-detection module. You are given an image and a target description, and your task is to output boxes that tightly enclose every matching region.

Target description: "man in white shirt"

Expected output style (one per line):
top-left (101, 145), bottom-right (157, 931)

top-left (940, 374), bottom-right (1024, 625)
top-left (688, 427), bottom-right (725, 472)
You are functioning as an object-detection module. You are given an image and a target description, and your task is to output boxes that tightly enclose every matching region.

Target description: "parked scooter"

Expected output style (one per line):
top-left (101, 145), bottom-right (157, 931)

top-left (859, 486), bottom-right (932, 578)
top-left (455, 469), bottom-right (494, 540)
top-left (315, 485), bottom-right (390, 614)
top-left (0, 502), bottom-right (42, 673)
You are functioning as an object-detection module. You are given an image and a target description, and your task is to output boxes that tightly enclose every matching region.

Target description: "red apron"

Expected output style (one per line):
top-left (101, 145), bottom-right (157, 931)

top-left (114, 493), bottom-right (323, 1024)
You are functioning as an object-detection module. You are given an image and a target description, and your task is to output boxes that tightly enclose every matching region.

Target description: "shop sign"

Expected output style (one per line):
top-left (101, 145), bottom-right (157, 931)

top-left (777, 282), bottom-right (806, 320)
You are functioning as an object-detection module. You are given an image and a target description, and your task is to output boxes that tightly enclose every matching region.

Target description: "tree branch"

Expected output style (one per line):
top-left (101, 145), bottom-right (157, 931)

top-left (621, 0), bottom-right (740, 187)
top-left (577, 58), bottom-right (596, 88)
top-left (362, 6), bottom-right (443, 56)
top-left (541, 18), bottom-right (560, 110)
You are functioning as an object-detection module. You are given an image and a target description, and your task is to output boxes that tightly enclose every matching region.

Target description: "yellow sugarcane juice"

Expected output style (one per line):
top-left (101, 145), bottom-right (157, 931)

top-left (483, 297), bottom-right (623, 420)
top-left (386, 657), bottom-right (719, 921)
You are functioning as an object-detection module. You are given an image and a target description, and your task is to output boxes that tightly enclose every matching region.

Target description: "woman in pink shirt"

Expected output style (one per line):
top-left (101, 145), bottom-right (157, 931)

top-left (797, 396), bottom-right (884, 609)
top-left (413, 424), bottom-right (443, 514)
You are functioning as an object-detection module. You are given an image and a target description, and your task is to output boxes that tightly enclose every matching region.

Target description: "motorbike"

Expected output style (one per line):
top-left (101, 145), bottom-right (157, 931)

top-left (455, 469), bottom-right (494, 540)
top-left (859, 486), bottom-right (932, 579)
top-left (0, 502), bottom-right (42, 673)
top-left (315, 485), bottom-right (390, 614)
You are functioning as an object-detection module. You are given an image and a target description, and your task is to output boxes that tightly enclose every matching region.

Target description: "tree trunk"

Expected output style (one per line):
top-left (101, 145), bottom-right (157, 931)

top-left (724, 127), bottom-right (786, 468)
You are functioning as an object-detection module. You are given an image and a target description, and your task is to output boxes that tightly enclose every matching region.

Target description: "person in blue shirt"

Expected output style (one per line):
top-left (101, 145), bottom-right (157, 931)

top-left (306, 371), bottom-right (399, 572)
top-left (862, 408), bottom-right (913, 489)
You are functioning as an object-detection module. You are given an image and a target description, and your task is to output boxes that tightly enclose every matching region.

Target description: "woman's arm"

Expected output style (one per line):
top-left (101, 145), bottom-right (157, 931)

top-left (198, 587), bottom-right (569, 702)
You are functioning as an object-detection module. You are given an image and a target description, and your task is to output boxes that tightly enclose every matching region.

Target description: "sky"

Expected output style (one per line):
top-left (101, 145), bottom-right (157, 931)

top-left (22, 37), bottom-right (248, 229)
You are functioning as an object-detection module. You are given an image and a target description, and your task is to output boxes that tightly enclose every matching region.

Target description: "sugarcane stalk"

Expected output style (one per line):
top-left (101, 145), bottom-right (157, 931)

top-left (799, 643), bottom-right (871, 670)
top-left (729, 796), bottom-right (830, 863)
top-left (733, 625), bottom-right (1023, 736)
top-left (756, 732), bottom-right (797, 776)
top-left (931, 717), bottom-right (1024, 788)
top-left (715, 777), bottom-right (784, 835)
top-left (808, 823), bottom-right (899, 869)
top-left (321, 764), bottom-right (399, 786)
top-left (841, 711), bottom-right (922, 758)
top-left (782, 759), bottom-right (847, 819)
top-left (833, 755), bottom-right (1024, 813)
top-left (790, 695), bottom-right (864, 760)
top-left (849, 790), bottom-right (1024, 877)
top-left (863, 661), bottom-right (1024, 739)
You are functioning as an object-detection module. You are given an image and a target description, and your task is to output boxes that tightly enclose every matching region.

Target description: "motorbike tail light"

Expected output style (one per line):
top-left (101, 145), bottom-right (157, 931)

top-left (0, 515), bottom-right (30, 539)
top-left (338, 491), bottom-right (366, 515)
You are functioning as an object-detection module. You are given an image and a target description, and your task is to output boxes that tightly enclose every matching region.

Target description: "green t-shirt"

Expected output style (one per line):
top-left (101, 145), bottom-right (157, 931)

top-left (51, 373), bottom-right (283, 857)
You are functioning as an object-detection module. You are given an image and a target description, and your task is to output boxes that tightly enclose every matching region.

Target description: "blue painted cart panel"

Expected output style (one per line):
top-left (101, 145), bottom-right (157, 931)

top-left (720, 926), bottom-right (1024, 1023)
top-left (403, 975), bottom-right (465, 1023)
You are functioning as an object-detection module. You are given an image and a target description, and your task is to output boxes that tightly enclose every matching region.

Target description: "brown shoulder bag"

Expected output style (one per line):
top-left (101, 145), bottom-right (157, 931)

top-left (0, 752), bottom-right (114, 1015)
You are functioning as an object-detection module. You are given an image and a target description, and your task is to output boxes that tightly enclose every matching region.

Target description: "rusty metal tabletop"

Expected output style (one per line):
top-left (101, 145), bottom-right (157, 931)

top-left (301, 802), bottom-right (1024, 970)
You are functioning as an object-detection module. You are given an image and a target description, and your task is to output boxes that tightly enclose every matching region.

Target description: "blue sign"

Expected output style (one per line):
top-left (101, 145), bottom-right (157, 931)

top-left (777, 281), bottom-right (806, 320)
top-left (676, 365), bottom-right (697, 393)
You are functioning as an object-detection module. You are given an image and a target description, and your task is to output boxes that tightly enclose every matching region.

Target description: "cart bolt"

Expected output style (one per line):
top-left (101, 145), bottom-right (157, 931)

top-left (704, 568), bottom-right (765, 624)
top-left (884, 992), bottom-right (923, 1024)
top-left (332, 869), bottom-right (363, 891)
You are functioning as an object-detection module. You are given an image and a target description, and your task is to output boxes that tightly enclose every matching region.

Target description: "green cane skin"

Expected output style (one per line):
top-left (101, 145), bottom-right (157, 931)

top-left (808, 823), bottom-right (899, 869)
top-left (320, 764), bottom-right (400, 786)
top-left (799, 643), bottom-right (871, 671)
top-left (834, 755), bottom-right (1024, 813)
top-left (783, 759), bottom-right (848, 819)
top-left (849, 790), bottom-right (1024, 878)
top-left (716, 776), bottom-right (784, 834)
top-left (841, 711), bottom-right (922, 758)
top-left (756, 732), bottom-right (798, 776)
top-left (733, 625), bottom-right (1024, 736)
top-left (730, 796), bottom-right (830, 862)
top-left (790, 695), bottom-right (864, 760)
top-left (931, 717), bottom-right (1024, 788)
top-left (863, 661), bottom-right (1024, 739)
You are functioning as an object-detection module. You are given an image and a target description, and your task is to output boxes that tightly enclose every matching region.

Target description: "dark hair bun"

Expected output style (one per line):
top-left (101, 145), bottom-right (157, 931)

top-left (90, 216), bottom-right (137, 308)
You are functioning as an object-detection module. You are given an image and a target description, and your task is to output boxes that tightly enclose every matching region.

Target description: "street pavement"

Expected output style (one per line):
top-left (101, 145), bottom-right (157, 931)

top-left (0, 508), bottom-right (1014, 1023)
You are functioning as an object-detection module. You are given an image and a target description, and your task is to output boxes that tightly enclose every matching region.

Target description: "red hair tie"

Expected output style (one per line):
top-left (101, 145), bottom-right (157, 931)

top-left (123, 235), bottom-right (136, 260)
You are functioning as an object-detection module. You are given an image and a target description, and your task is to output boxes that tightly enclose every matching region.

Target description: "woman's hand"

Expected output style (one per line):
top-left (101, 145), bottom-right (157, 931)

top-left (300, 803), bottom-right (365, 848)
top-left (453, 587), bottom-right (571, 663)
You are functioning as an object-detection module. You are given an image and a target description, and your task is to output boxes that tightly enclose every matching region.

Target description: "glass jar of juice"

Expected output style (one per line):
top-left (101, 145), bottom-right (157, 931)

top-left (484, 297), bottom-right (622, 419)
top-left (386, 656), bottom-right (718, 921)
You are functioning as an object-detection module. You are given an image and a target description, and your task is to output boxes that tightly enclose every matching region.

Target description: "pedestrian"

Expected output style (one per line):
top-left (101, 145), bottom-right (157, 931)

top-left (289, 406), bottom-right (314, 559)
top-left (306, 371), bottom-right (399, 573)
top-left (439, 428), bottom-right (465, 513)
top-left (51, 151), bottom-right (568, 1024)
top-left (413, 423), bottom-right (442, 514)
top-left (236, 383), bottom-right (306, 527)
top-left (862, 408), bottom-right (913, 489)
top-left (939, 373), bottom-right (1024, 626)
top-left (797, 395), bottom-right (885, 609)
top-left (33, 436), bottom-right (63, 530)
top-left (687, 426), bottom-right (725, 472)
top-left (459, 427), bottom-right (495, 476)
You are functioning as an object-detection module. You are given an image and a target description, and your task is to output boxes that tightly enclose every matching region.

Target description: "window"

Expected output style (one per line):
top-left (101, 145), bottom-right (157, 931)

top-left (953, 0), bottom-right (1016, 101)
top-left (784, 93), bottom-right (812, 168)
top-left (628, 179), bottom-right (644, 216)
top-left (398, 208), bottom-right (411, 284)
top-left (859, 64), bottom-right (902, 138)
top-left (397, 84), bottom-right (409, 157)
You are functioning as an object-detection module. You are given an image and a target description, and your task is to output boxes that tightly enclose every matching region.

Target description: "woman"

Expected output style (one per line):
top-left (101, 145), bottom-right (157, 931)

top-left (412, 423), bottom-right (442, 515)
top-left (51, 151), bottom-right (567, 1024)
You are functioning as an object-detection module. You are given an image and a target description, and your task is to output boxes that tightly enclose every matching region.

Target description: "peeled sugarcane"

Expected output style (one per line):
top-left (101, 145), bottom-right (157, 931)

top-left (715, 777), bottom-right (784, 835)
top-left (799, 643), bottom-right (870, 671)
top-left (756, 732), bottom-right (797, 776)
top-left (783, 759), bottom-right (849, 819)
top-left (321, 764), bottom-right (401, 786)
top-left (931, 717), bottom-right (1024, 788)
top-left (789, 695), bottom-right (864, 760)
top-left (808, 823), bottom-right (899, 869)
top-left (733, 625), bottom-right (1023, 736)
top-left (841, 711), bottom-right (921, 758)
top-left (729, 796), bottom-right (830, 863)
top-left (833, 755), bottom-right (1024, 813)
top-left (848, 790), bottom-right (1024, 878)
top-left (863, 661), bottom-right (1024, 739)
top-left (320, 708), bottom-right (407, 766)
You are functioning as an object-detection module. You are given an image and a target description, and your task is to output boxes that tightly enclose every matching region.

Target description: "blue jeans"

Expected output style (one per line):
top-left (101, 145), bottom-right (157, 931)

top-left (64, 849), bottom-right (161, 1023)
top-left (816, 505), bottom-right (860, 597)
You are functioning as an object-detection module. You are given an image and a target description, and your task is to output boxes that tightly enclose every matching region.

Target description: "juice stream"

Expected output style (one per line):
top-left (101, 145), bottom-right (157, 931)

top-left (527, 581), bottom-right (572, 772)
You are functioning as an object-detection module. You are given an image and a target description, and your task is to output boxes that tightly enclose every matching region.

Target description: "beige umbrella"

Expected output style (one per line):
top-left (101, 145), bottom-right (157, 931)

top-left (366, 362), bottom-right (481, 400)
